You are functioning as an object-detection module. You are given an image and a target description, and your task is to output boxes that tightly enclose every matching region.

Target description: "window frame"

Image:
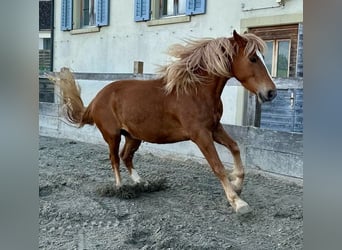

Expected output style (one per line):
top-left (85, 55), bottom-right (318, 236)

top-left (160, 0), bottom-right (187, 18)
top-left (61, 0), bottom-right (109, 32)
top-left (248, 24), bottom-right (300, 78)
top-left (80, 0), bottom-right (96, 28)
top-left (43, 38), bottom-right (51, 50)
top-left (135, 0), bottom-right (206, 25)
top-left (265, 39), bottom-right (291, 78)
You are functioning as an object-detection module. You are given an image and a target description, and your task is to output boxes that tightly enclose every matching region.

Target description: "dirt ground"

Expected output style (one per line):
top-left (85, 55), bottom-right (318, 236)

top-left (39, 136), bottom-right (303, 249)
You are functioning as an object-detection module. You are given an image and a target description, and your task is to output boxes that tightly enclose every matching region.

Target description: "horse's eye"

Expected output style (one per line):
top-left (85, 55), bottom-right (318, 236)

top-left (250, 56), bottom-right (257, 63)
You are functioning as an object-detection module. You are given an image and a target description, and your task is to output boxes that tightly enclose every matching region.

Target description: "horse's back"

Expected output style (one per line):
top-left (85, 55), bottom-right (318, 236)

top-left (95, 78), bottom-right (164, 101)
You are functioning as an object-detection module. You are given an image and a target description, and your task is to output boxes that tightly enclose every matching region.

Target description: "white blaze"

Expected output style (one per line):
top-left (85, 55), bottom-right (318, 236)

top-left (256, 50), bottom-right (273, 79)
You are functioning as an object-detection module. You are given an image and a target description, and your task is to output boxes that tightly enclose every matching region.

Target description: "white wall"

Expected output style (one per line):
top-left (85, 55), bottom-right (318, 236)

top-left (240, 0), bottom-right (303, 32)
top-left (53, 0), bottom-right (241, 73)
top-left (241, 0), bottom-right (302, 17)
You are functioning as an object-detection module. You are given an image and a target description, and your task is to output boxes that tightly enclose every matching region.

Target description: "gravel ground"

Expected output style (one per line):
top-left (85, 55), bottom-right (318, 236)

top-left (39, 136), bottom-right (303, 249)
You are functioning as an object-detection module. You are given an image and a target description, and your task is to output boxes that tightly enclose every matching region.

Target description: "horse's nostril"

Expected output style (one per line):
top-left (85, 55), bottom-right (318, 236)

top-left (268, 89), bottom-right (277, 101)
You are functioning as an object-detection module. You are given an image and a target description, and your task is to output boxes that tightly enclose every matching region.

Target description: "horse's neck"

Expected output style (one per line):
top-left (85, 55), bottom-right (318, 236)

top-left (206, 76), bottom-right (230, 100)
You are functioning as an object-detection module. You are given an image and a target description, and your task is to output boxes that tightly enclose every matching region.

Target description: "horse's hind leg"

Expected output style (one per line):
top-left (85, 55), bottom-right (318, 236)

top-left (213, 123), bottom-right (244, 194)
top-left (98, 125), bottom-right (122, 187)
top-left (120, 136), bottom-right (142, 184)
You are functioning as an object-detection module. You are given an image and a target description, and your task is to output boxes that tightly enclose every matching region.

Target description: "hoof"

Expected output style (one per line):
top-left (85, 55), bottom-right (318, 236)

top-left (235, 200), bottom-right (252, 215)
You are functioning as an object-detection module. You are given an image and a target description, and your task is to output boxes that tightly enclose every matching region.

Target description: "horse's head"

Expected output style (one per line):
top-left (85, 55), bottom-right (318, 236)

top-left (231, 30), bottom-right (277, 103)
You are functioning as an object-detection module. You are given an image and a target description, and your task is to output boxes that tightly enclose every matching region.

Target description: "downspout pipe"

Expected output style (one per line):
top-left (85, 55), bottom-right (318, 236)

top-left (50, 0), bottom-right (54, 72)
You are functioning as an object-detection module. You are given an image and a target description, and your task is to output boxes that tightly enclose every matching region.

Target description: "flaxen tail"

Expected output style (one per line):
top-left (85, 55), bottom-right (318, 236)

top-left (49, 67), bottom-right (94, 127)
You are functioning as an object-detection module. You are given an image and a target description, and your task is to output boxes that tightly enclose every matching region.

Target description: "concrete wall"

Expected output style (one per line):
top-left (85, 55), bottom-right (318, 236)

top-left (245, 126), bottom-right (302, 178)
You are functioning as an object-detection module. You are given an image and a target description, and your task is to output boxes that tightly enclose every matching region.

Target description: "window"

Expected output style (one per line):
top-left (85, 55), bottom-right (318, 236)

top-left (81, 0), bottom-right (96, 27)
top-left (161, 0), bottom-right (186, 17)
top-left (265, 39), bottom-right (291, 77)
top-left (43, 38), bottom-right (51, 50)
top-left (134, 0), bottom-right (206, 22)
top-left (249, 24), bottom-right (302, 77)
top-left (61, 0), bottom-right (109, 31)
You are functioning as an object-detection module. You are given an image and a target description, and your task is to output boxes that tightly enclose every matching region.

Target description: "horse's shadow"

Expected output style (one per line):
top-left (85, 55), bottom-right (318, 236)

top-left (96, 178), bottom-right (168, 199)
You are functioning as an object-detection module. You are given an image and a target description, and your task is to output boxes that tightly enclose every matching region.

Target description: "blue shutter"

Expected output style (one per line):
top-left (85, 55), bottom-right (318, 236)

top-left (96, 0), bottom-right (109, 26)
top-left (134, 0), bottom-right (151, 22)
top-left (61, 0), bottom-right (73, 31)
top-left (186, 0), bottom-right (206, 15)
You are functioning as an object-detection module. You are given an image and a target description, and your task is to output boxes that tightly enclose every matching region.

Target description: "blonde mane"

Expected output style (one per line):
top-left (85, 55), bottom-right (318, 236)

top-left (159, 33), bottom-right (266, 94)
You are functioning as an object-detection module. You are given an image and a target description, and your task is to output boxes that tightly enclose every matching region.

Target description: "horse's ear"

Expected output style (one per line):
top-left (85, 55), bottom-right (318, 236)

top-left (233, 30), bottom-right (247, 48)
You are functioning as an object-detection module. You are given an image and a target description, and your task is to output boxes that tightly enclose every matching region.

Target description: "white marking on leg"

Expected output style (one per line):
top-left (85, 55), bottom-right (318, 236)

top-left (230, 169), bottom-right (243, 191)
top-left (231, 179), bottom-right (243, 192)
top-left (116, 182), bottom-right (122, 188)
top-left (114, 170), bottom-right (122, 187)
top-left (115, 178), bottom-right (122, 188)
top-left (130, 169), bottom-right (141, 183)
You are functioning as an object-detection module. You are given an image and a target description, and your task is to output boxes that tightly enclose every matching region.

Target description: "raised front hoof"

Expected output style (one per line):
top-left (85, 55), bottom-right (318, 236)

top-left (235, 200), bottom-right (252, 215)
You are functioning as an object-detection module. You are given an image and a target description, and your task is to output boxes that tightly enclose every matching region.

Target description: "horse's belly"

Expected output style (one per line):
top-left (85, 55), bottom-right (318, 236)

top-left (123, 124), bottom-right (189, 144)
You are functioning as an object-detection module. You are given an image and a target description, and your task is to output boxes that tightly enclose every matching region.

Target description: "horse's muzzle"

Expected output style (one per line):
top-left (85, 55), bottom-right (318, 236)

top-left (258, 89), bottom-right (277, 103)
top-left (267, 89), bottom-right (277, 101)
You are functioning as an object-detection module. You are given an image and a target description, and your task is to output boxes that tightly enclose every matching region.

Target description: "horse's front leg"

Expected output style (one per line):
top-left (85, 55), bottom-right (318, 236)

top-left (213, 123), bottom-right (245, 195)
top-left (191, 129), bottom-right (251, 214)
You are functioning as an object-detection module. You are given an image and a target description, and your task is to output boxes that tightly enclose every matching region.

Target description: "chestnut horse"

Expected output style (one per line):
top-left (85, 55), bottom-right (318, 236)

top-left (51, 31), bottom-right (277, 214)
